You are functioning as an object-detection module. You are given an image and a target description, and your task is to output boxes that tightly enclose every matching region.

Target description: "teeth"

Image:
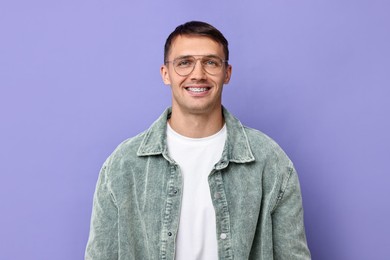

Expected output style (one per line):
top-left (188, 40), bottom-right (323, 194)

top-left (187, 87), bottom-right (208, 92)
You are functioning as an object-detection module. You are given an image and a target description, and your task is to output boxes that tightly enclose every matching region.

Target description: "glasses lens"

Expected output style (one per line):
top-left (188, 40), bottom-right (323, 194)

top-left (174, 57), bottom-right (196, 76)
top-left (201, 57), bottom-right (223, 75)
top-left (173, 56), bottom-right (224, 76)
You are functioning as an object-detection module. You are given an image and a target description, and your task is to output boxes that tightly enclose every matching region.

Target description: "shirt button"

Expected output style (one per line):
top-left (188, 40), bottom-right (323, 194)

top-left (214, 192), bottom-right (221, 199)
top-left (173, 190), bottom-right (178, 194)
top-left (168, 232), bottom-right (172, 236)
top-left (220, 233), bottom-right (227, 240)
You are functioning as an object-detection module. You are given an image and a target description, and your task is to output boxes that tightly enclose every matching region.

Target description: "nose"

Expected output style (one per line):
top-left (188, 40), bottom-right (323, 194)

top-left (190, 59), bottom-right (207, 80)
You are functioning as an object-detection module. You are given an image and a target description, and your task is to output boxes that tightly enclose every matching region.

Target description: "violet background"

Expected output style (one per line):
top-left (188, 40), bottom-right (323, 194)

top-left (1, 0), bottom-right (389, 259)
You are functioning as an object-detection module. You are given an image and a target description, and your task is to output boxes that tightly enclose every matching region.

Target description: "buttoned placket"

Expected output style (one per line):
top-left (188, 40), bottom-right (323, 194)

top-left (209, 161), bottom-right (234, 260)
top-left (160, 162), bottom-right (182, 260)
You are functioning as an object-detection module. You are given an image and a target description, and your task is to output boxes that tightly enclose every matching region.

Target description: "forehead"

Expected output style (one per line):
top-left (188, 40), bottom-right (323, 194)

top-left (169, 35), bottom-right (224, 58)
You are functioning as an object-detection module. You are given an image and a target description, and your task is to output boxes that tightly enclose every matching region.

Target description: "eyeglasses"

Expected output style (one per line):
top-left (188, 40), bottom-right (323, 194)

top-left (165, 55), bottom-right (228, 76)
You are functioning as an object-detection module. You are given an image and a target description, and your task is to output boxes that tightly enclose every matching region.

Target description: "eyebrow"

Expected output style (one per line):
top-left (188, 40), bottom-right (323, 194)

top-left (175, 54), bottom-right (221, 59)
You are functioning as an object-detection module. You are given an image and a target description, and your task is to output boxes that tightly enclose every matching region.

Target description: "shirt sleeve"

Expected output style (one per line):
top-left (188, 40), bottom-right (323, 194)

top-left (271, 166), bottom-right (311, 259)
top-left (85, 163), bottom-right (119, 260)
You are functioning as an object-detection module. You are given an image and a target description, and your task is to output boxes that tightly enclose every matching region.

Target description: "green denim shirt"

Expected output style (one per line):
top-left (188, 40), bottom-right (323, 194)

top-left (85, 107), bottom-right (311, 260)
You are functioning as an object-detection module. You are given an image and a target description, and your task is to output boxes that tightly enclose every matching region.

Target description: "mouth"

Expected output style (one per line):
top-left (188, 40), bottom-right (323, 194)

top-left (185, 87), bottom-right (211, 93)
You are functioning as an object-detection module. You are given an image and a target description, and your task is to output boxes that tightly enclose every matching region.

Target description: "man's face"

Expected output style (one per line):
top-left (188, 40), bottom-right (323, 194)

top-left (161, 35), bottom-right (232, 116)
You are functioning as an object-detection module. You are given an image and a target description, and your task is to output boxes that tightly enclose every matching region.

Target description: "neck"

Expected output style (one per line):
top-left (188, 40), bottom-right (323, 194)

top-left (169, 106), bottom-right (224, 138)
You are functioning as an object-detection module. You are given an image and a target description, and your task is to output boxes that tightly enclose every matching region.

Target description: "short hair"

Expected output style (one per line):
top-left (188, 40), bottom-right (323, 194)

top-left (164, 21), bottom-right (229, 63)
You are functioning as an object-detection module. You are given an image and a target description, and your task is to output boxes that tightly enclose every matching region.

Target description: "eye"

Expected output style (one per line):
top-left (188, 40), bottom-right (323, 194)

top-left (175, 58), bottom-right (194, 67)
top-left (203, 58), bottom-right (221, 67)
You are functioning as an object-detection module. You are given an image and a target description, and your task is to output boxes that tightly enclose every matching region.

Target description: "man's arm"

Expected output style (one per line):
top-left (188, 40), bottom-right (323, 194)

top-left (85, 164), bottom-right (118, 260)
top-left (272, 166), bottom-right (311, 259)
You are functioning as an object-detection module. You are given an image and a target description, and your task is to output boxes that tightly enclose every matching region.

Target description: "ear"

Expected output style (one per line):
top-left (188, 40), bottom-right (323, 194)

top-left (223, 64), bottom-right (232, 84)
top-left (160, 65), bottom-right (171, 85)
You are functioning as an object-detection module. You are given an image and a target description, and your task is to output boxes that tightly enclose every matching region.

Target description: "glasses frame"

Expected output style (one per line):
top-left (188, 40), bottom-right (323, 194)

top-left (165, 55), bottom-right (229, 76)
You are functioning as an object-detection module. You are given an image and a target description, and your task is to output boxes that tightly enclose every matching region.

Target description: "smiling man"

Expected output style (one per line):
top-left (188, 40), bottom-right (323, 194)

top-left (85, 21), bottom-right (311, 260)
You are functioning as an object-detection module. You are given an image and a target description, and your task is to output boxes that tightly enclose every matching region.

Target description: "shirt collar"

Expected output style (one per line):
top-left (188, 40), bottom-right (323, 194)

top-left (137, 107), bottom-right (255, 165)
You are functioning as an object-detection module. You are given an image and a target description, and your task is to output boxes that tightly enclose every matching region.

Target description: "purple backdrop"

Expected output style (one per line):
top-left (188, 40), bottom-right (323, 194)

top-left (1, 0), bottom-right (389, 259)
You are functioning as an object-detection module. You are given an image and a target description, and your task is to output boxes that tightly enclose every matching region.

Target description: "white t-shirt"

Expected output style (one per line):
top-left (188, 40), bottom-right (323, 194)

top-left (167, 123), bottom-right (227, 260)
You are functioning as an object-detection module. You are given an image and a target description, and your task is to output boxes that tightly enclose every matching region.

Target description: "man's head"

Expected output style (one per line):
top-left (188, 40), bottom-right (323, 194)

top-left (164, 21), bottom-right (229, 63)
top-left (161, 21), bottom-right (232, 117)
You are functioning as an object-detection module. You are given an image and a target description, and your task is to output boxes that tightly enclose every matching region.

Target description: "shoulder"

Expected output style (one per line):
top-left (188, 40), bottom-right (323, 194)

top-left (243, 125), bottom-right (293, 167)
top-left (104, 130), bottom-right (148, 167)
top-left (242, 126), bottom-right (299, 204)
top-left (101, 108), bottom-right (170, 172)
top-left (223, 107), bottom-right (292, 167)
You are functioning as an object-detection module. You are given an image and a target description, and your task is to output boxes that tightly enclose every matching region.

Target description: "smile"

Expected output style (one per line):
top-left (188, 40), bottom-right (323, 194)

top-left (185, 87), bottom-right (210, 93)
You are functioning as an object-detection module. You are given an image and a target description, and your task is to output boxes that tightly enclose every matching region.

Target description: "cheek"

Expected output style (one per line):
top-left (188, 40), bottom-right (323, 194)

top-left (171, 75), bottom-right (188, 86)
top-left (216, 76), bottom-right (228, 86)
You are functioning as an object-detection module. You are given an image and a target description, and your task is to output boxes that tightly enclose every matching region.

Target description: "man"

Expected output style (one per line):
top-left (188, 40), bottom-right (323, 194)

top-left (85, 21), bottom-right (311, 259)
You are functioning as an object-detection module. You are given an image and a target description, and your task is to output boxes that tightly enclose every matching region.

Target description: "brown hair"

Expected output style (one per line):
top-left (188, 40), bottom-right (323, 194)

top-left (164, 21), bottom-right (229, 63)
